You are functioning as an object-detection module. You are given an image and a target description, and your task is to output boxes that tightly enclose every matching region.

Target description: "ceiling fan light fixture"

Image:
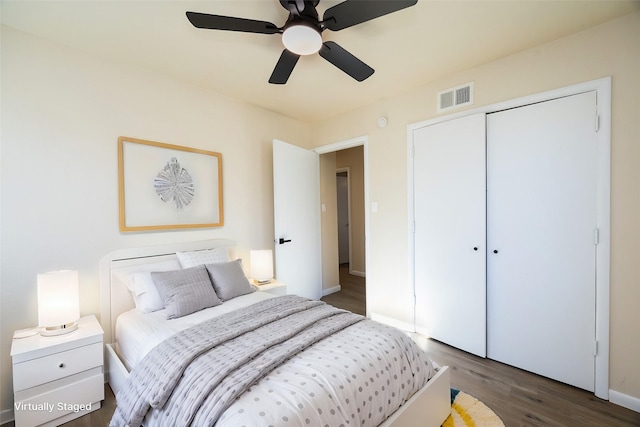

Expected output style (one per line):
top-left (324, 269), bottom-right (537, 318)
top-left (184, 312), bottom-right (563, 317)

top-left (187, 0), bottom-right (419, 84)
top-left (282, 23), bottom-right (322, 55)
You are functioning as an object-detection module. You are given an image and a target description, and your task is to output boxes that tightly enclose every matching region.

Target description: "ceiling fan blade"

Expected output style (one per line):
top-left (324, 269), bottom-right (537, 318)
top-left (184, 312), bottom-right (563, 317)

top-left (323, 0), bottom-right (417, 31)
top-left (269, 49), bottom-right (300, 84)
top-left (186, 11), bottom-right (280, 34)
top-left (319, 41), bottom-right (374, 82)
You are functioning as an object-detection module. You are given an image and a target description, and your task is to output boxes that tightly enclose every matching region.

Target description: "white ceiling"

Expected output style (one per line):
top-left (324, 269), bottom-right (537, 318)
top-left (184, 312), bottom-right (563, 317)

top-left (2, 1), bottom-right (638, 122)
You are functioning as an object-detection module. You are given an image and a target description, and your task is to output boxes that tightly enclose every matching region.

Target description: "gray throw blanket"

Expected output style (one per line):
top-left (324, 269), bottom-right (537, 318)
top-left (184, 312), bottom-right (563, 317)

top-left (110, 295), bottom-right (363, 427)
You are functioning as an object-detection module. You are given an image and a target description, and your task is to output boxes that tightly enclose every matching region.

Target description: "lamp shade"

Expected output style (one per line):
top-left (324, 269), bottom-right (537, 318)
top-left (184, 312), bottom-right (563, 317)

top-left (250, 250), bottom-right (274, 283)
top-left (37, 270), bottom-right (80, 335)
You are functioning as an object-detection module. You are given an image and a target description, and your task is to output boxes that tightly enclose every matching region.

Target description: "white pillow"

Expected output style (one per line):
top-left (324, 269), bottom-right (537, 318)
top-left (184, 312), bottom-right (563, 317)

top-left (127, 272), bottom-right (164, 313)
top-left (176, 247), bottom-right (231, 268)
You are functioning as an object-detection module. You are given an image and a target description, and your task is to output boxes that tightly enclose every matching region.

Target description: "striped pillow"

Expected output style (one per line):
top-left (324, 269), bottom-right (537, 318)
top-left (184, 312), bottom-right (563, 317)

top-left (151, 265), bottom-right (222, 319)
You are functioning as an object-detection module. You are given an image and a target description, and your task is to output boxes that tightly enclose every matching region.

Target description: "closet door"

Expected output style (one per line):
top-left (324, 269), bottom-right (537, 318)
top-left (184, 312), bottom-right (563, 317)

top-left (486, 92), bottom-right (597, 391)
top-left (414, 113), bottom-right (486, 357)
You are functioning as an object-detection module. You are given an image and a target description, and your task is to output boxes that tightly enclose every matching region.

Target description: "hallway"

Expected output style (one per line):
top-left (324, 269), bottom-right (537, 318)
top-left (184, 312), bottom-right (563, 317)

top-left (320, 264), bottom-right (365, 315)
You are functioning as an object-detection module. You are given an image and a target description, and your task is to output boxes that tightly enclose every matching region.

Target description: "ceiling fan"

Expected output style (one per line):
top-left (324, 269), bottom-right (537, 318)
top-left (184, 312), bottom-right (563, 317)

top-left (186, 0), bottom-right (418, 84)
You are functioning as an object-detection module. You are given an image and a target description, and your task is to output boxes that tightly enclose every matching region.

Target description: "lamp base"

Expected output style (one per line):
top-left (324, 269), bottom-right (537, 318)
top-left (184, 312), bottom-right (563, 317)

top-left (40, 321), bottom-right (78, 337)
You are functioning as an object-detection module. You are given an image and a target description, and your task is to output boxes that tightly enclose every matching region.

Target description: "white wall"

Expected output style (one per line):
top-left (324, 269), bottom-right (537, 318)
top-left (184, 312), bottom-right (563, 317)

top-left (0, 26), bottom-right (310, 416)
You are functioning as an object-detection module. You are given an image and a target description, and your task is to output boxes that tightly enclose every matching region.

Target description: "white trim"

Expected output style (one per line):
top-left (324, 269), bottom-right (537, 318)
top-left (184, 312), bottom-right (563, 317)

top-left (407, 123), bottom-right (417, 333)
top-left (408, 78), bottom-right (611, 132)
top-left (609, 390), bottom-right (640, 413)
top-left (407, 76), bottom-right (611, 399)
top-left (1, 409), bottom-right (14, 425)
top-left (314, 136), bottom-right (370, 317)
top-left (350, 270), bottom-right (365, 278)
top-left (322, 285), bottom-right (341, 296)
top-left (314, 136), bottom-right (367, 154)
top-left (593, 78), bottom-right (612, 401)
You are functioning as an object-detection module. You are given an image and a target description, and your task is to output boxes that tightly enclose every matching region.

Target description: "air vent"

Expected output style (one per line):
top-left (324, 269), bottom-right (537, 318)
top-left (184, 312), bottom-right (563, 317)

top-left (437, 82), bottom-right (474, 113)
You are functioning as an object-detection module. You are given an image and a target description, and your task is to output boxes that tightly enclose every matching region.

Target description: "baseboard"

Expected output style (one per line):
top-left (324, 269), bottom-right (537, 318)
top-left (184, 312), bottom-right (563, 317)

top-left (350, 270), bottom-right (365, 277)
top-left (322, 285), bottom-right (341, 296)
top-left (369, 312), bottom-right (414, 332)
top-left (0, 408), bottom-right (15, 425)
top-left (610, 389), bottom-right (640, 413)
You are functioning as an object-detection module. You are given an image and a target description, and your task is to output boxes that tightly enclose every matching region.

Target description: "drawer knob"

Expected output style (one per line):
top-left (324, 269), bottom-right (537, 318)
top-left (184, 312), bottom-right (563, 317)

top-left (58, 363), bottom-right (65, 368)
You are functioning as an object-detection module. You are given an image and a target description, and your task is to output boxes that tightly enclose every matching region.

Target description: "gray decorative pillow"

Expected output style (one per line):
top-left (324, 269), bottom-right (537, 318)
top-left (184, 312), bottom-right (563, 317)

top-left (151, 265), bottom-right (222, 319)
top-left (205, 259), bottom-right (255, 301)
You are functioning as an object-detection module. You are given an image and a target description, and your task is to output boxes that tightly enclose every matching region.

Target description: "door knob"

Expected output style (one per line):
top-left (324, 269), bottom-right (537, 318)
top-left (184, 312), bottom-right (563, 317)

top-left (279, 238), bottom-right (292, 245)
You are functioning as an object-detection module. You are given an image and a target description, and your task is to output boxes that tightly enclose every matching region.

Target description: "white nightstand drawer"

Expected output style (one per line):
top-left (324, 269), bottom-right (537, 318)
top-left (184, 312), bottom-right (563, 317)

top-left (14, 369), bottom-right (103, 427)
top-left (13, 342), bottom-right (103, 391)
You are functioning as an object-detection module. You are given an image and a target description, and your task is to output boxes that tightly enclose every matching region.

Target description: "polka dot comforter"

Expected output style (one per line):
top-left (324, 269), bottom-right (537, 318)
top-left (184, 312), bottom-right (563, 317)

top-left (110, 295), bottom-right (435, 427)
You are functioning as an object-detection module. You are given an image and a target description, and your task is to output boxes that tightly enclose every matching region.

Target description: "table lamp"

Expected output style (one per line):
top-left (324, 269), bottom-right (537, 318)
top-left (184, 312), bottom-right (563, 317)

top-left (37, 270), bottom-right (80, 336)
top-left (250, 250), bottom-right (273, 285)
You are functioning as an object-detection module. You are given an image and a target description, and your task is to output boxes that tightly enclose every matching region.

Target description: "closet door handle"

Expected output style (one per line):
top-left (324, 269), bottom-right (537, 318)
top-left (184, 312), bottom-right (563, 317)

top-left (493, 249), bottom-right (499, 254)
top-left (473, 247), bottom-right (478, 251)
top-left (279, 238), bottom-right (292, 245)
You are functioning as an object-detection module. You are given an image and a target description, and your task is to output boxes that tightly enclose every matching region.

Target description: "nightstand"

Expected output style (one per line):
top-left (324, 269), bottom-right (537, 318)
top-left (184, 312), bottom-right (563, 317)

top-left (10, 315), bottom-right (104, 427)
top-left (255, 280), bottom-right (287, 296)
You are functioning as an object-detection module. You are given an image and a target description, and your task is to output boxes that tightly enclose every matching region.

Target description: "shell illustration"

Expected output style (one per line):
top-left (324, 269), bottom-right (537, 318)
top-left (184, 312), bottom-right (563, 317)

top-left (154, 157), bottom-right (195, 210)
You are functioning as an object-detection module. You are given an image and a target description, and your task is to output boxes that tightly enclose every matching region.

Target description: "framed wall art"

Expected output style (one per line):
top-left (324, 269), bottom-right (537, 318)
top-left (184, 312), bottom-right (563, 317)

top-left (118, 136), bottom-right (223, 231)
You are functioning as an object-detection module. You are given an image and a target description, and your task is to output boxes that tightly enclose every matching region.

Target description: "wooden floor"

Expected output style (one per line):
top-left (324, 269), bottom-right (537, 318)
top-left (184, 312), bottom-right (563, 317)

top-left (17, 266), bottom-right (638, 427)
top-left (424, 339), bottom-right (640, 426)
top-left (320, 263), bottom-right (366, 315)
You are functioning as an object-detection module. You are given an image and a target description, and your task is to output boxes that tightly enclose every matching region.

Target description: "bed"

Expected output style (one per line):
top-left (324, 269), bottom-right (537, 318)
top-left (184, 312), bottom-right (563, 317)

top-left (99, 239), bottom-right (450, 427)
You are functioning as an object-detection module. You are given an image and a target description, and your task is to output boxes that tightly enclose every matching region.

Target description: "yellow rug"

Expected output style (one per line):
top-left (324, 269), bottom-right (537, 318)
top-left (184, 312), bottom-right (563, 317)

top-left (442, 389), bottom-right (505, 427)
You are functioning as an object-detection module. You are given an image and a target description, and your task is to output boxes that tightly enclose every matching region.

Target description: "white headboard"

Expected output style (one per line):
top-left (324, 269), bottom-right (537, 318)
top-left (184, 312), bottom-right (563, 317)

top-left (99, 239), bottom-right (236, 345)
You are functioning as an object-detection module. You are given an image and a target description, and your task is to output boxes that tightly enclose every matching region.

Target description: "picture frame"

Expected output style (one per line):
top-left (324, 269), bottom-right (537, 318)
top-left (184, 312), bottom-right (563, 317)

top-left (118, 136), bottom-right (223, 231)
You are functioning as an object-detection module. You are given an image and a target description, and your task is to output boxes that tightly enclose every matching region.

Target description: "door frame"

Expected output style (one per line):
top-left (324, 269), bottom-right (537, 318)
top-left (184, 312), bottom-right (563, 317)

top-left (407, 77), bottom-right (611, 399)
top-left (315, 136), bottom-right (370, 315)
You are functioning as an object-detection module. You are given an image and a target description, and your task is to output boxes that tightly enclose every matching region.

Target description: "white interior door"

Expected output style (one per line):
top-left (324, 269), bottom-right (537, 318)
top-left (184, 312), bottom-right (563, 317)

top-left (486, 92), bottom-right (597, 391)
top-left (273, 139), bottom-right (322, 300)
top-left (413, 113), bottom-right (487, 357)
